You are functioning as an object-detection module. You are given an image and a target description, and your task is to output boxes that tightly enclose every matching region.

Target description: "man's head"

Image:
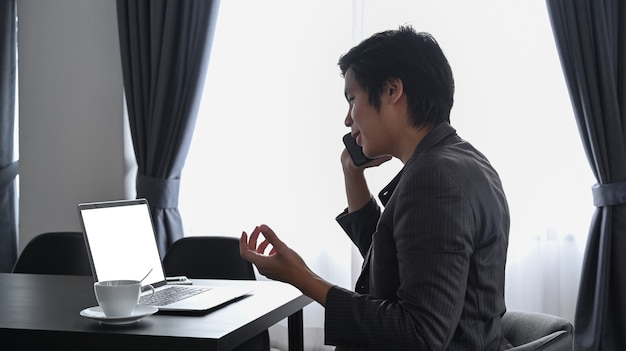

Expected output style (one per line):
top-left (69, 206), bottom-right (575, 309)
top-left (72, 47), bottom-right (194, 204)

top-left (338, 25), bottom-right (454, 128)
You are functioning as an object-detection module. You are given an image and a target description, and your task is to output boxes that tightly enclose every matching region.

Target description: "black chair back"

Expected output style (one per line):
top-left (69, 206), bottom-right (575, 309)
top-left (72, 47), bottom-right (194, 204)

top-left (163, 236), bottom-right (255, 280)
top-left (12, 232), bottom-right (92, 276)
top-left (163, 236), bottom-right (269, 351)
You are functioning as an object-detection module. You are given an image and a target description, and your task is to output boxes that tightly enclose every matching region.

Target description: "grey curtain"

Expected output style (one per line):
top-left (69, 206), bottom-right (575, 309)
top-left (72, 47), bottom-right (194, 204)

top-left (546, 1), bottom-right (626, 350)
top-left (0, 0), bottom-right (18, 273)
top-left (116, 0), bottom-right (220, 258)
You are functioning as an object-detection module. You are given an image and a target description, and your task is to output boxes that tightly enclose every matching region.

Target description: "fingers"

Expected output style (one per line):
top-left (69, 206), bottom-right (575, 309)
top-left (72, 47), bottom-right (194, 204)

top-left (240, 225), bottom-right (279, 258)
top-left (257, 238), bottom-right (272, 254)
top-left (247, 226), bottom-right (261, 251)
top-left (239, 231), bottom-right (249, 257)
top-left (257, 224), bottom-right (285, 250)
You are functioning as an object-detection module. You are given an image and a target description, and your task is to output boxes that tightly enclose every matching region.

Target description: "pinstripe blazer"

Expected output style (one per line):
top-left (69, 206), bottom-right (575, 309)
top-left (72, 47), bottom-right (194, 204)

top-left (327, 123), bottom-right (510, 350)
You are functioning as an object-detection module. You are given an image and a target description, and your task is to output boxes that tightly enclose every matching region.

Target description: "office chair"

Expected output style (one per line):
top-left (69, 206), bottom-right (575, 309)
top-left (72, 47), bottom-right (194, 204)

top-left (163, 236), bottom-right (270, 351)
top-left (502, 311), bottom-right (573, 351)
top-left (12, 231), bottom-right (92, 276)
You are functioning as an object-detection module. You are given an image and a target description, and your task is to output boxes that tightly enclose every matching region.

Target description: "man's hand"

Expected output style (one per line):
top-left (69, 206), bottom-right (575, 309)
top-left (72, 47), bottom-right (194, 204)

top-left (240, 224), bottom-right (332, 306)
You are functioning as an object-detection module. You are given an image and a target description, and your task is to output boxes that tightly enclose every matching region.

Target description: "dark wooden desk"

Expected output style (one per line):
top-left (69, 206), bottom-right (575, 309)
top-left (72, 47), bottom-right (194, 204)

top-left (0, 273), bottom-right (312, 350)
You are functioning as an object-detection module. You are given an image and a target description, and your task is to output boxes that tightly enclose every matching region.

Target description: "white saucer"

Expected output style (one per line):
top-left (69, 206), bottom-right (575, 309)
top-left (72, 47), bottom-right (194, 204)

top-left (80, 305), bottom-right (159, 326)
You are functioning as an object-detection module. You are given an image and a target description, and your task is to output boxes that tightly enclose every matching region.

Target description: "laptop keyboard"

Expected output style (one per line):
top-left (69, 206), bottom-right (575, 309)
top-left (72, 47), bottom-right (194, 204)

top-left (139, 285), bottom-right (211, 306)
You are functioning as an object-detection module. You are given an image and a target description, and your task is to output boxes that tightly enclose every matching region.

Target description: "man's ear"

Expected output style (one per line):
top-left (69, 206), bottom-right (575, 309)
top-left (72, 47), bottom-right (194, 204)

top-left (383, 78), bottom-right (404, 104)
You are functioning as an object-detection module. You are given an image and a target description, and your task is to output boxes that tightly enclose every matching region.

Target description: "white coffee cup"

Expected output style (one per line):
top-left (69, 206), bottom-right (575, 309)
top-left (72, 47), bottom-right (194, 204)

top-left (94, 279), bottom-right (144, 318)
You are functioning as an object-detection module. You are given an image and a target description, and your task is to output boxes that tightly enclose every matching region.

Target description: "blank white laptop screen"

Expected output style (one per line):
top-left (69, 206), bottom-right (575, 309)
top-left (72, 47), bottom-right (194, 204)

top-left (79, 199), bottom-right (165, 285)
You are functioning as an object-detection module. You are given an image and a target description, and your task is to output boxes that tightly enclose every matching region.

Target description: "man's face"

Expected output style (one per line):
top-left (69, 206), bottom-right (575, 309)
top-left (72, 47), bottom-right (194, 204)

top-left (343, 69), bottom-right (387, 159)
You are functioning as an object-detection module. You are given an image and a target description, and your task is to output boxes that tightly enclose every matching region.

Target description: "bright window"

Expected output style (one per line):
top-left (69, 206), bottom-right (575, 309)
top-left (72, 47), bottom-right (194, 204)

top-left (180, 1), bottom-right (594, 348)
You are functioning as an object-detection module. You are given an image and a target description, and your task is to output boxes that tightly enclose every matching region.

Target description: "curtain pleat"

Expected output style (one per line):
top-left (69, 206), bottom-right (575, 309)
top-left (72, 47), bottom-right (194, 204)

top-left (546, 1), bottom-right (626, 350)
top-left (0, 0), bottom-right (18, 273)
top-left (116, 0), bottom-right (220, 258)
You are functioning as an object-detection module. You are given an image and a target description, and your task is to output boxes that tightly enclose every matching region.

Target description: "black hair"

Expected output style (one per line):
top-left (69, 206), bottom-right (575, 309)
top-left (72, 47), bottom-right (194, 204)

top-left (338, 25), bottom-right (454, 127)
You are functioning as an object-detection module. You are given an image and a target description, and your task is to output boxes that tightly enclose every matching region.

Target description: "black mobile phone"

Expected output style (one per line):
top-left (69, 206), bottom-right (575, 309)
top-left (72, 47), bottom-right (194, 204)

top-left (343, 133), bottom-right (376, 166)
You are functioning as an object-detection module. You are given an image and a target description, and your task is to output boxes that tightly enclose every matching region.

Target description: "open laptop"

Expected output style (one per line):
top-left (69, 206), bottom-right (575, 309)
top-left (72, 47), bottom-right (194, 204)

top-left (77, 198), bottom-right (251, 313)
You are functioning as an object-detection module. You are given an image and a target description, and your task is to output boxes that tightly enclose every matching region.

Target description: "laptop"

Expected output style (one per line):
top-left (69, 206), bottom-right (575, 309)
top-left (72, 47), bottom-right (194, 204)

top-left (77, 198), bottom-right (251, 313)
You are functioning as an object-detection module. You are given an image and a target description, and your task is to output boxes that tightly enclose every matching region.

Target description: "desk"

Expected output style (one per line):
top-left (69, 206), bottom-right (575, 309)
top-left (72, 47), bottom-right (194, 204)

top-left (0, 273), bottom-right (312, 350)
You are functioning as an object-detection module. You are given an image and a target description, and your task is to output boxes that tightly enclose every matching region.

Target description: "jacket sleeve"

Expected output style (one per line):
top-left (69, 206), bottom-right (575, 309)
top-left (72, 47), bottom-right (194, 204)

top-left (335, 197), bottom-right (381, 258)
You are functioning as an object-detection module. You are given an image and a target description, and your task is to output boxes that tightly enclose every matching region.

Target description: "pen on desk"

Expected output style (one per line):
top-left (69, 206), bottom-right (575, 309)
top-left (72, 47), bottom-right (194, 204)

top-left (166, 276), bottom-right (193, 285)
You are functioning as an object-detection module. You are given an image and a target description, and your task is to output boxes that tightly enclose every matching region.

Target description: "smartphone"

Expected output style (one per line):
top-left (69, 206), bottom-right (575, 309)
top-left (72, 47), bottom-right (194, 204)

top-left (343, 132), bottom-right (376, 166)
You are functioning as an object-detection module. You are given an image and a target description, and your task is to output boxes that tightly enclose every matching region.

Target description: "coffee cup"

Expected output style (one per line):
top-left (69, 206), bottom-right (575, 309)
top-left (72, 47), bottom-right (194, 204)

top-left (94, 280), bottom-right (145, 318)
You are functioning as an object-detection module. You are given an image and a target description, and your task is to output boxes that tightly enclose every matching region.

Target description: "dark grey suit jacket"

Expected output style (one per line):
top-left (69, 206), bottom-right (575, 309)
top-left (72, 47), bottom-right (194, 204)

top-left (326, 123), bottom-right (510, 350)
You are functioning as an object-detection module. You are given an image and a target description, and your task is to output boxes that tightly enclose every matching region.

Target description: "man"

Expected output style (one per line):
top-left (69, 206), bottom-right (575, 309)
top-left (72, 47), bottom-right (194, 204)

top-left (241, 25), bottom-right (510, 350)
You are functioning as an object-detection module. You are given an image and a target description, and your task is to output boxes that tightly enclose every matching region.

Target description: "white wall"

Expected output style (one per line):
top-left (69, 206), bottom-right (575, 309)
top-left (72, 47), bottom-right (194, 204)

top-left (17, 0), bottom-right (126, 251)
